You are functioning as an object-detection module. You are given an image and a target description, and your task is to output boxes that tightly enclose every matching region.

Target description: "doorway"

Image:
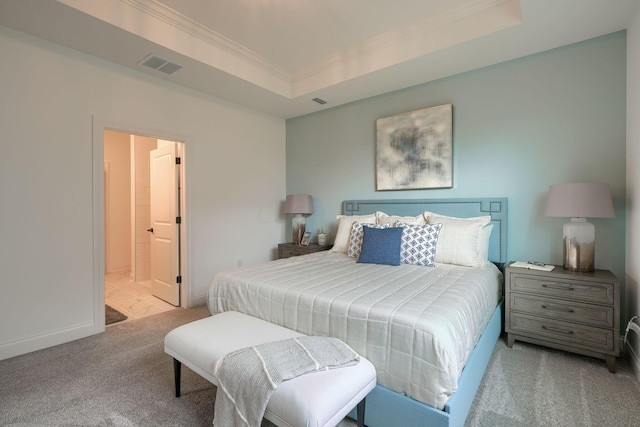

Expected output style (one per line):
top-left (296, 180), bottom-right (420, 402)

top-left (103, 129), bottom-right (185, 322)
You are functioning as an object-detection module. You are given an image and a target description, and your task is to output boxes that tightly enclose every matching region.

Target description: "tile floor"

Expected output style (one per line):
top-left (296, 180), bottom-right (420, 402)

top-left (105, 271), bottom-right (178, 323)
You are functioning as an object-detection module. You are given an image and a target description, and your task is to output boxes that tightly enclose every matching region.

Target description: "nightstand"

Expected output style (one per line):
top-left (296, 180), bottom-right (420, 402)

top-left (505, 263), bottom-right (620, 372)
top-left (277, 243), bottom-right (331, 259)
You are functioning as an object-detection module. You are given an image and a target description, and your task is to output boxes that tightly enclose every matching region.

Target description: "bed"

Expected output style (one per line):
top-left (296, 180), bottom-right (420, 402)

top-left (208, 198), bottom-right (507, 427)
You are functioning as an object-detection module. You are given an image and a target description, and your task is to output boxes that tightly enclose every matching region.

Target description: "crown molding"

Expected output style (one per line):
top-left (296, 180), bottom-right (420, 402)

top-left (120, 0), bottom-right (291, 82)
top-left (56, 0), bottom-right (520, 99)
top-left (291, 0), bottom-right (520, 90)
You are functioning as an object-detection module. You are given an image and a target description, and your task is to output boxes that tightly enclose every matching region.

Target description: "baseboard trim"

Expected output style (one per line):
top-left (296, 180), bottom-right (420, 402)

top-left (0, 322), bottom-right (97, 361)
top-left (190, 293), bottom-right (208, 309)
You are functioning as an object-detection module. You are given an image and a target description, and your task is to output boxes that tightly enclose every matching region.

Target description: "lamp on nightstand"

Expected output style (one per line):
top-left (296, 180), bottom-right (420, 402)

top-left (284, 194), bottom-right (313, 245)
top-left (545, 182), bottom-right (615, 272)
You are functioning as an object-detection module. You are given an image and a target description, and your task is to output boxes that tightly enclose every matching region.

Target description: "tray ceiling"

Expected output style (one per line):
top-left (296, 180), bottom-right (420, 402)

top-left (0, 0), bottom-right (636, 118)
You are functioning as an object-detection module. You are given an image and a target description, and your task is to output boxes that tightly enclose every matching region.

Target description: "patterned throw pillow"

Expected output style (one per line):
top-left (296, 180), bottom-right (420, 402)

top-left (330, 214), bottom-right (377, 253)
top-left (347, 222), bottom-right (389, 258)
top-left (357, 227), bottom-right (403, 266)
top-left (398, 223), bottom-right (443, 267)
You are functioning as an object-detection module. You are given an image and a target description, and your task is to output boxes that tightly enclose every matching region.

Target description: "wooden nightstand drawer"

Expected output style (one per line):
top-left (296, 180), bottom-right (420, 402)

top-left (278, 243), bottom-right (330, 259)
top-left (509, 274), bottom-right (614, 305)
top-left (505, 265), bottom-right (620, 372)
top-left (279, 246), bottom-right (306, 258)
top-left (509, 312), bottom-right (615, 352)
top-left (509, 293), bottom-right (614, 328)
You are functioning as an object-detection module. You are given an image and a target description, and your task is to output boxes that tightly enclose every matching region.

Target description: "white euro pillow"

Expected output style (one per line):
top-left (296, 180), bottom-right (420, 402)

top-left (425, 213), bottom-right (492, 268)
top-left (376, 211), bottom-right (427, 226)
top-left (330, 214), bottom-right (376, 253)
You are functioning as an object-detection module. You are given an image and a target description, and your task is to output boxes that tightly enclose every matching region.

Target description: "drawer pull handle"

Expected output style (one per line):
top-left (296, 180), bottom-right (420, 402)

top-left (541, 304), bottom-right (574, 313)
top-left (542, 325), bottom-right (574, 335)
top-left (542, 283), bottom-right (574, 291)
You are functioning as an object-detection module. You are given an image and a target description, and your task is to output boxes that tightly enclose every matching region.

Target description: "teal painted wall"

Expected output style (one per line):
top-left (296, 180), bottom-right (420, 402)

top-left (286, 32), bottom-right (626, 302)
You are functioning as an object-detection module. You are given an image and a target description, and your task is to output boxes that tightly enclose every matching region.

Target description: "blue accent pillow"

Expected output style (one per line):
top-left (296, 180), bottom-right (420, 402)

top-left (357, 226), bottom-right (403, 266)
top-left (347, 222), bottom-right (390, 258)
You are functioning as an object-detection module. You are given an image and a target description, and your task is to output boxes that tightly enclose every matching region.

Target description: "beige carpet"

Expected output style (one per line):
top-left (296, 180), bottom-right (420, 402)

top-left (465, 336), bottom-right (640, 426)
top-left (1, 306), bottom-right (639, 426)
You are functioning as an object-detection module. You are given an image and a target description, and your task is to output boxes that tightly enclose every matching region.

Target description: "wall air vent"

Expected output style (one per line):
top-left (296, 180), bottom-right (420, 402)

top-left (138, 54), bottom-right (183, 75)
top-left (312, 97), bottom-right (327, 105)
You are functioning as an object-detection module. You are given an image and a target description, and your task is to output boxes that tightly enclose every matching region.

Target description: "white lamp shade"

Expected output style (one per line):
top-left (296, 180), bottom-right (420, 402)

top-left (284, 194), bottom-right (313, 214)
top-left (545, 182), bottom-right (614, 218)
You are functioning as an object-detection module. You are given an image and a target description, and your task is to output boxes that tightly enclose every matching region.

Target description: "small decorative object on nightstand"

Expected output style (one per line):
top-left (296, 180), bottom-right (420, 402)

top-left (300, 232), bottom-right (311, 246)
top-left (317, 230), bottom-right (327, 246)
top-left (278, 243), bottom-right (330, 259)
top-left (505, 262), bottom-right (620, 372)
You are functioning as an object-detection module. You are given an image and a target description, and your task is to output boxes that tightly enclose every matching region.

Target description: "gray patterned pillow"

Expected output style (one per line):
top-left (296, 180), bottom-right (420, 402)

top-left (397, 222), bottom-right (443, 266)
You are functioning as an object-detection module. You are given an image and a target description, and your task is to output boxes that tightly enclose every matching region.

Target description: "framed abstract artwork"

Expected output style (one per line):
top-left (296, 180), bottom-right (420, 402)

top-left (376, 103), bottom-right (453, 191)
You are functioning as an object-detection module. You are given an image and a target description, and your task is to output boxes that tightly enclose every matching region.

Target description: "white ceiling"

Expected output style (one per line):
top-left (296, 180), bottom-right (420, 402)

top-left (0, 0), bottom-right (637, 119)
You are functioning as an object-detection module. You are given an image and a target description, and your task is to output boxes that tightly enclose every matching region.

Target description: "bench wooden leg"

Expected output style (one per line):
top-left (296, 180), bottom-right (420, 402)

top-left (357, 398), bottom-right (366, 427)
top-left (173, 358), bottom-right (182, 397)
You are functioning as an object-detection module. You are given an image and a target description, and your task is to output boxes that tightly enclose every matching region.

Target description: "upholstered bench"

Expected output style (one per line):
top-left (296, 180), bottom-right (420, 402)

top-left (164, 311), bottom-right (377, 427)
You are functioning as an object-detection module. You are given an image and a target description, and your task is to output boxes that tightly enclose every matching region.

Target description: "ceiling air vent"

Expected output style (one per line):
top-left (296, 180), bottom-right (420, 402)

top-left (312, 98), bottom-right (327, 105)
top-left (138, 54), bottom-right (183, 75)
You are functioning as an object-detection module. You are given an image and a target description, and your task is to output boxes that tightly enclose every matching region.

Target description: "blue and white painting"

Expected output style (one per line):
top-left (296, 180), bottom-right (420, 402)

top-left (376, 104), bottom-right (452, 190)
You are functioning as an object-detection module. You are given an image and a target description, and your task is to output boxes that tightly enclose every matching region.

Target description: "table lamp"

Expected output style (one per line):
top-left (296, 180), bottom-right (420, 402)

top-left (544, 182), bottom-right (614, 272)
top-left (284, 194), bottom-right (313, 244)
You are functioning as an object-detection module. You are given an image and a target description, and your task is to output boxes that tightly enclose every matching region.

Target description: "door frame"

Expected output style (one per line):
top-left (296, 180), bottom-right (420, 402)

top-left (92, 116), bottom-right (191, 332)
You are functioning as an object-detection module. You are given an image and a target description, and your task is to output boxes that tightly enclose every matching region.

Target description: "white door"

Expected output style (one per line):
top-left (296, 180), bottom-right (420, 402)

top-left (149, 142), bottom-right (180, 306)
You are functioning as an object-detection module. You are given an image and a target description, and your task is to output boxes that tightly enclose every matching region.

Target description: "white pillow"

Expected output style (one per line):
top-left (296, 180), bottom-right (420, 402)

top-left (425, 213), bottom-right (492, 267)
top-left (376, 211), bottom-right (426, 226)
top-left (479, 223), bottom-right (494, 262)
top-left (330, 214), bottom-right (376, 253)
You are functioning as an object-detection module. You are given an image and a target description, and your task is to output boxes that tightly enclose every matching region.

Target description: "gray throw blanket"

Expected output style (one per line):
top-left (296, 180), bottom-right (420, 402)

top-left (212, 336), bottom-right (360, 427)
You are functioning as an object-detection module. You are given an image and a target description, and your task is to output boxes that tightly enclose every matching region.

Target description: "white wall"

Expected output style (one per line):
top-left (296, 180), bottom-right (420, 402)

top-left (0, 25), bottom-right (286, 360)
top-left (626, 4), bottom-right (640, 379)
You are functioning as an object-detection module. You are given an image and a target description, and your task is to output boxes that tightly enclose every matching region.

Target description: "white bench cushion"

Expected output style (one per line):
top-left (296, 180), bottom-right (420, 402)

top-left (164, 311), bottom-right (377, 427)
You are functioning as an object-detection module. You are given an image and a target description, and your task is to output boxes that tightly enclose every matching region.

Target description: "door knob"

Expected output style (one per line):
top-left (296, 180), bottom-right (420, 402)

top-left (147, 228), bottom-right (154, 233)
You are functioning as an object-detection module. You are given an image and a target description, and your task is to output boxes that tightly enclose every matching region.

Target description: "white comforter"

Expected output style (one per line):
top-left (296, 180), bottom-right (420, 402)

top-left (207, 251), bottom-right (502, 409)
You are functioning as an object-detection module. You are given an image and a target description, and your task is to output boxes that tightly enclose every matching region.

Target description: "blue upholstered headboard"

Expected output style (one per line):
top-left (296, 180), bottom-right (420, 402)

top-left (342, 198), bottom-right (508, 266)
